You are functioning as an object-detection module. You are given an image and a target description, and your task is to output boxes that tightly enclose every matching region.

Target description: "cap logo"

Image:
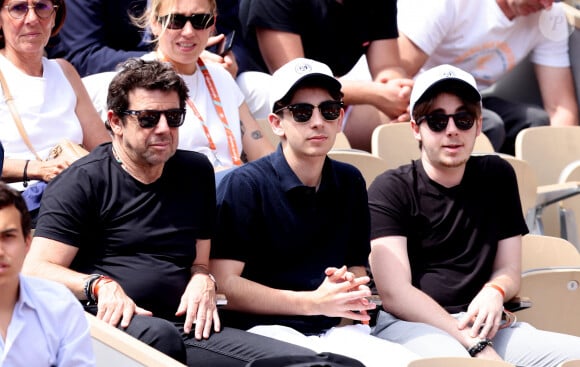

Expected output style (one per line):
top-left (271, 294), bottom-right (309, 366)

top-left (442, 70), bottom-right (455, 78)
top-left (294, 62), bottom-right (313, 75)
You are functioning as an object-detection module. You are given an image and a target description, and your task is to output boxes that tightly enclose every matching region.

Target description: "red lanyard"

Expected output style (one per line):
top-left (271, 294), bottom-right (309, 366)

top-left (158, 52), bottom-right (242, 166)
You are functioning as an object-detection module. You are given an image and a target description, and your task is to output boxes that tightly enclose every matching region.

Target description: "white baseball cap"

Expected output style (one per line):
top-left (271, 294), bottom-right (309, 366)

top-left (409, 64), bottom-right (481, 119)
top-left (269, 58), bottom-right (342, 112)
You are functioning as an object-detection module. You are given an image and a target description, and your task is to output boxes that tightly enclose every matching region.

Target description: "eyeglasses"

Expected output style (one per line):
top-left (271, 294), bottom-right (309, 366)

top-left (275, 100), bottom-right (343, 123)
top-left (121, 109), bottom-right (186, 128)
top-left (416, 111), bottom-right (476, 132)
top-left (4, 1), bottom-right (57, 20)
top-left (157, 13), bottom-right (215, 30)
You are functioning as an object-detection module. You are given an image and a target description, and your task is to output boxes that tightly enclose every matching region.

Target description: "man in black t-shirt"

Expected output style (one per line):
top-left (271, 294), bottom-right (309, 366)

top-left (236, 0), bottom-right (414, 151)
top-left (368, 64), bottom-right (580, 366)
top-left (22, 59), bottom-right (315, 367)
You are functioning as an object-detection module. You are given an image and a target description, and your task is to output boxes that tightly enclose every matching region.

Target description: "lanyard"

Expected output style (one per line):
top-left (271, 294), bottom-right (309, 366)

top-left (158, 52), bottom-right (242, 166)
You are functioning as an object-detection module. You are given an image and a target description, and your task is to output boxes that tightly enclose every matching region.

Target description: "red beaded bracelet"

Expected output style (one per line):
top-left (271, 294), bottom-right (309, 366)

top-left (92, 275), bottom-right (113, 301)
top-left (484, 282), bottom-right (506, 298)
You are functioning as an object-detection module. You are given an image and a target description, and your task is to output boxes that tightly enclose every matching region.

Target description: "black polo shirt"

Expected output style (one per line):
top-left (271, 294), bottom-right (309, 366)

top-left (213, 146), bottom-right (370, 334)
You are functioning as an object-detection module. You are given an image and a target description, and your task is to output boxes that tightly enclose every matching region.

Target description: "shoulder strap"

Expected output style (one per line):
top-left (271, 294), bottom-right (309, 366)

top-left (0, 66), bottom-right (43, 161)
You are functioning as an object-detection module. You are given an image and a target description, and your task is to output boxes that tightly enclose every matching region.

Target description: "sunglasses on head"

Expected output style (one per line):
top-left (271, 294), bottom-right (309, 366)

top-left (157, 13), bottom-right (215, 30)
top-left (4, 0), bottom-right (57, 20)
top-left (416, 111), bottom-right (475, 132)
top-left (121, 109), bottom-right (186, 128)
top-left (275, 100), bottom-right (343, 123)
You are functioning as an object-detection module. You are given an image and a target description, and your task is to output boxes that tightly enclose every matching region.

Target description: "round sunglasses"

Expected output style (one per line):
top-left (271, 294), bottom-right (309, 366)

top-left (4, 1), bottom-right (58, 20)
top-left (157, 13), bottom-right (215, 30)
top-left (416, 111), bottom-right (476, 132)
top-left (275, 100), bottom-right (343, 123)
top-left (121, 109), bottom-right (186, 129)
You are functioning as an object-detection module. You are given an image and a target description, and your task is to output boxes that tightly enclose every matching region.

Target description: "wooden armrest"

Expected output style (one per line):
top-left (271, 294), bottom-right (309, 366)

top-left (86, 312), bottom-right (186, 367)
top-left (504, 296), bottom-right (532, 313)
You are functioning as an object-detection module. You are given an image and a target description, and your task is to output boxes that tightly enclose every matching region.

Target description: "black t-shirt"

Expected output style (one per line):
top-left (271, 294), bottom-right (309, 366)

top-left (35, 143), bottom-right (216, 319)
top-left (238, 0), bottom-right (398, 76)
top-left (368, 155), bottom-right (528, 313)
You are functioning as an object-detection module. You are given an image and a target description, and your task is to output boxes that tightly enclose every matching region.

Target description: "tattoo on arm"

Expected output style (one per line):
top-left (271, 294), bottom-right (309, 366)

top-left (240, 120), bottom-right (263, 140)
top-left (251, 130), bottom-right (263, 140)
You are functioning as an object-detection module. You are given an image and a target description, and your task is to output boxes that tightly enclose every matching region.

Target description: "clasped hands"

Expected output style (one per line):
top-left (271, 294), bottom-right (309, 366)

top-left (310, 266), bottom-right (376, 323)
top-left (370, 78), bottom-right (413, 123)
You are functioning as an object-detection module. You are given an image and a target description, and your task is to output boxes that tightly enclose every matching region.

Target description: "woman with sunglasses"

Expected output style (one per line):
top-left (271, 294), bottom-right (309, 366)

top-left (0, 0), bottom-right (110, 218)
top-left (128, 0), bottom-right (273, 175)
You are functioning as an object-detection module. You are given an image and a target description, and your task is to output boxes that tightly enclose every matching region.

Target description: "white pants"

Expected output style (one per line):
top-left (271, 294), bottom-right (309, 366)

top-left (248, 323), bottom-right (419, 367)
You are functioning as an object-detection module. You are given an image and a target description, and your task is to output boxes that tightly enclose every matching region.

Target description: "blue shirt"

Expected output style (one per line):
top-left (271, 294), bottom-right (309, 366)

top-left (0, 275), bottom-right (95, 366)
top-left (213, 146), bottom-right (371, 334)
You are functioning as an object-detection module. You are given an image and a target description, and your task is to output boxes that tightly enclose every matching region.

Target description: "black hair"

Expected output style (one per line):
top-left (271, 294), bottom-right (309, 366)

top-left (0, 181), bottom-right (32, 237)
top-left (105, 58), bottom-right (189, 131)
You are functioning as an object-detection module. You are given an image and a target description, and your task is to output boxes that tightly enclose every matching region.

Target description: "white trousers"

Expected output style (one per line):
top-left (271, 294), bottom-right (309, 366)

top-left (248, 323), bottom-right (419, 367)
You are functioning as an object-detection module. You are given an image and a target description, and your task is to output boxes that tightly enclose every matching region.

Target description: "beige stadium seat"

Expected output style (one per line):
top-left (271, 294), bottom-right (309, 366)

top-left (371, 122), bottom-right (495, 170)
top-left (521, 234), bottom-right (580, 272)
top-left (516, 268), bottom-right (580, 336)
top-left (333, 131), bottom-right (352, 149)
top-left (515, 126), bottom-right (580, 238)
top-left (327, 150), bottom-right (387, 188)
top-left (500, 155), bottom-right (580, 237)
top-left (407, 356), bottom-right (515, 367)
top-left (558, 160), bottom-right (580, 250)
top-left (499, 155), bottom-right (538, 221)
top-left (371, 122), bottom-right (419, 170)
top-left (87, 313), bottom-right (186, 367)
top-left (515, 235), bottom-right (580, 337)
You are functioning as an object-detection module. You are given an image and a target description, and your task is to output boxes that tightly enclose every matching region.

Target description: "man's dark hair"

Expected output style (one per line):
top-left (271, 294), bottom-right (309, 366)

top-left (105, 58), bottom-right (189, 130)
top-left (0, 181), bottom-right (32, 237)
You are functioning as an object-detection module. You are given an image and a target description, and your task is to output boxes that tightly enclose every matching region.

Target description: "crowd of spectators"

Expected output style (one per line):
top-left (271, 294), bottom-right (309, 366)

top-left (1, 0), bottom-right (580, 366)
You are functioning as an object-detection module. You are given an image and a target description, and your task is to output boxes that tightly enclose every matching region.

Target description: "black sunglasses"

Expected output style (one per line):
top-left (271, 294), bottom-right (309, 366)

top-left (275, 100), bottom-right (343, 123)
top-left (157, 13), bottom-right (215, 30)
top-left (416, 111), bottom-right (475, 132)
top-left (121, 109), bottom-right (186, 128)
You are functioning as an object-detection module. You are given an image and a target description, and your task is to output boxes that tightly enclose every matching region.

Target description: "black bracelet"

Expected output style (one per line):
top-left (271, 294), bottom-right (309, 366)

top-left (468, 338), bottom-right (493, 357)
top-left (22, 160), bottom-right (30, 188)
top-left (83, 274), bottom-right (103, 305)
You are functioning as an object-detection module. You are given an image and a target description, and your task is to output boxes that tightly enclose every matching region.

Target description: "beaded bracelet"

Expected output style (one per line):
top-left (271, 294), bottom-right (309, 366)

top-left (484, 282), bottom-right (506, 299)
top-left (92, 276), bottom-right (113, 301)
top-left (468, 338), bottom-right (493, 357)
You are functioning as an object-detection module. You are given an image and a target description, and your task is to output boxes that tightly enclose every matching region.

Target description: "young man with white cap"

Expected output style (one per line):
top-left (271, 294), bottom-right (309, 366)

top-left (368, 64), bottom-right (580, 366)
top-left (210, 58), bottom-right (418, 367)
